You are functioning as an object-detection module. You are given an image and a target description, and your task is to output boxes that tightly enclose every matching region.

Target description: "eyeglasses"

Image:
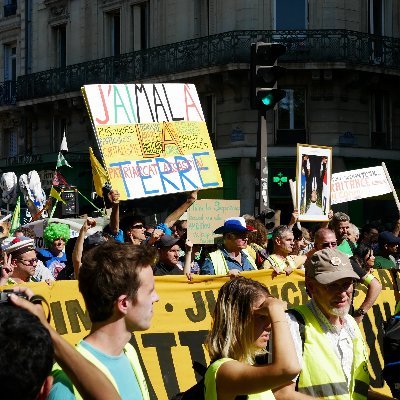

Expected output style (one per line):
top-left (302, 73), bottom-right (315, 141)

top-left (16, 258), bottom-right (38, 266)
top-left (233, 233), bottom-right (249, 240)
top-left (131, 224), bottom-right (144, 230)
top-left (322, 241), bottom-right (337, 248)
top-left (322, 279), bottom-right (355, 293)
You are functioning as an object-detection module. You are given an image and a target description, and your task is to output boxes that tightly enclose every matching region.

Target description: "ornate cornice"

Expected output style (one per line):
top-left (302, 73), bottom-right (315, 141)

top-left (44, 0), bottom-right (69, 20)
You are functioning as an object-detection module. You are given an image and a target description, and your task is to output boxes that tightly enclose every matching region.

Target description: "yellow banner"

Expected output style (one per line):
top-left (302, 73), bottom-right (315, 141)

top-left (3, 269), bottom-right (398, 399)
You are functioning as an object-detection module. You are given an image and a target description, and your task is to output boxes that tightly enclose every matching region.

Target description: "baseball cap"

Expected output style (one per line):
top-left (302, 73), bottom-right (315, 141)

top-left (157, 235), bottom-right (180, 248)
top-left (305, 248), bottom-right (359, 284)
top-left (214, 217), bottom-right (257, 234)
top-left (379, 231), bottom-right (400, 245)
top-left (83, 232), bottom-right (107, 249)
top-left (1, 236), bottom-right (36, 257)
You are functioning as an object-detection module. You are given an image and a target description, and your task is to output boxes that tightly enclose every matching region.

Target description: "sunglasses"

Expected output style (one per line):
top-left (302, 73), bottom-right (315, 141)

top-left (16, 258), bottom-right (38, 266)
top-left (131, 224), bottom-right (144, 230)
top-left (322, 279), bottom-right (355, 293)
top-left (322, 241), bottom-right (337, 248)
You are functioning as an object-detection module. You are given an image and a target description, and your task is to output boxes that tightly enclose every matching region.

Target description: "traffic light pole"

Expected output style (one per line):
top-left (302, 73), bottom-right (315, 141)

top-left (250, 41), bottom-right (286, 219)
top-left (254, 110), bottom-right (269, 216)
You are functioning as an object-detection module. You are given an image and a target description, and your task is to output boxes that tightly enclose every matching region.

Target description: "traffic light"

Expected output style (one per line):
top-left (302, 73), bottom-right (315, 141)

top-left (257, 208), bottom-right (276, 231)
top-left (250, 42), bottom-right (286, 111)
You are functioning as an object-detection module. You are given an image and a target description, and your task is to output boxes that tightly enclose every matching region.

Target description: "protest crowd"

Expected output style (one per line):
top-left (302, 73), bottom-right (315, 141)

top-left (0, 80), bottom-right (398, 400)
top-left (1, 177), bottom-right (400, 400)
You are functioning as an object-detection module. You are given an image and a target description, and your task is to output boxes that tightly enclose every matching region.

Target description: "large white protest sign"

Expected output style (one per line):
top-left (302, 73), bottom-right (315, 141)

top-left (82, 83), bottom-right (223, 200)
top-left (331, 166), bottom-right (391, 205)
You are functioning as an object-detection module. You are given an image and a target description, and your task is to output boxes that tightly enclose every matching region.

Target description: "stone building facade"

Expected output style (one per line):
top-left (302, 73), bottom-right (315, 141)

top-left (0, 0), bottom-right (399, 223)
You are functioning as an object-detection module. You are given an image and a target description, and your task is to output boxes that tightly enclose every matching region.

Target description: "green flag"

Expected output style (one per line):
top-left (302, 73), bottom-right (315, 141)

top-left (57, 152), bottom-right (72, 168)
top-left (9, 197), bottom-right (21, 235)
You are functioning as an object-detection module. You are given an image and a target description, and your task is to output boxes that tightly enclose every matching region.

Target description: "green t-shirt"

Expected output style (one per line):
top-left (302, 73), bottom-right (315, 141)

top-left (337, 240), bottom-right (355, 256)
top-left (374, 255), bottom-right (396, 269)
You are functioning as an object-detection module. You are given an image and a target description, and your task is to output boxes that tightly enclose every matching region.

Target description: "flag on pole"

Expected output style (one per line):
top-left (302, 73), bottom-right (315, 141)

top-left (50, 187), bottom-right (66, 204)
top-left (60, 129), bottom-right (68, 152)
top-left (9, 197), bottom-right (20, 235)
top-left (57, 152), bottom-right (72, 168)
top-left (52, 171), bottom-right (70, 187)
top-left (89, 147), bottom-right (108, 197)
top-left (30, 198), bottom-right (52, 223)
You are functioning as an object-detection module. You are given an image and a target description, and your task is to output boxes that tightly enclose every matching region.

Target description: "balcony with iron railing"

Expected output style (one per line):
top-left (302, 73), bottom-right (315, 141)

top-left (1, 29), bottom-right (399, 106)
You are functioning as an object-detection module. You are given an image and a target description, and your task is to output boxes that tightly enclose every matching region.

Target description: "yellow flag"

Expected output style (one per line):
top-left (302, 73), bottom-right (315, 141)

top-left (89, 147), bottom-right (108, 197)
top-left (50, 187), bottom-right (66, 204)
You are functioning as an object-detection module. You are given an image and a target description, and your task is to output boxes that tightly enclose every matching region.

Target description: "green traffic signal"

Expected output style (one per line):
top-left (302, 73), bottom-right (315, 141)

top-left (261, 94), bottom-right (273, 106)
top-left (256, 88), bottom-right (286, 111)
top-left (250, 42), bottom-right (287, 111)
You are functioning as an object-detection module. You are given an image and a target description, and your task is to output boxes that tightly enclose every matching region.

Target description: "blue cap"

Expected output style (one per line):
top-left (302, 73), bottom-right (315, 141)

top-left (214, 217), bottom-right (256, 234)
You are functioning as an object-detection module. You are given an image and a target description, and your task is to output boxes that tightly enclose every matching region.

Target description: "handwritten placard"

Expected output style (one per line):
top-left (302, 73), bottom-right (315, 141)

top-left (82, 83), bottom-right (223, 200)
top-left (187, 199), bottom-right (240, 244)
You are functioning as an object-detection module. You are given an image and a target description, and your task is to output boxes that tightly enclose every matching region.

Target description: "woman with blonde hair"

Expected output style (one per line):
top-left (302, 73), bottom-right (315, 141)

top-left (205, 277), bottom-right (300, 400)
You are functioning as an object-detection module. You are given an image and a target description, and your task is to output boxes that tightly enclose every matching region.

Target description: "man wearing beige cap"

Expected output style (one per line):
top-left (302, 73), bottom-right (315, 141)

top-left (272, 248), bottom-right (370, 400)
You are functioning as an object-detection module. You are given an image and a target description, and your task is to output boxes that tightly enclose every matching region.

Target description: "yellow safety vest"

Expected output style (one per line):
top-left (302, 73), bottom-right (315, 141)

top-left (53, 341), bottom-right (150, 400)
top-left (208, 249), bottom-right (257, 275)
top-left (293, 305), bottom-right (369, 400)
top-left (204, 358), bottom-right (275, 400)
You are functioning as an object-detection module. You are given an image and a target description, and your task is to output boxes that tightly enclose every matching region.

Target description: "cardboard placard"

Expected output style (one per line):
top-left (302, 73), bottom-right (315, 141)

top-left (187, 199), bottom-right (240, 244)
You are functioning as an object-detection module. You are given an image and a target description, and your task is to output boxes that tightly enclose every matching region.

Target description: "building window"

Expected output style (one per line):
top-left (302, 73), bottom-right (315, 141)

top-left (4, 44), bottom-right (16, 102)
top-left (275, 0), bottom-right (308, 30)
top-left (200, 94), bottom-right (216, 147)
top-left (3, 128), bottom-right (17, 157)
top-left (369, 0), bottom-right (384, 35)
top-left (194, 0), bottom-right (209, 37)
top-left (4, 44), bottom-right (16, 81)
top-left (105, 9), bottom-right (121, 56)
top-left (276, 88), bottom-right (306, 145)
top-left (4, 0), bottom-right (17, 17)
top-left (53, 25), bottom-right (66, 68)
top-left (393, 105), bottom-right (400, 150)
top-left (371, 92), bottom-right (391, 149)
top-left (132, 2), bottom-right (149, 51)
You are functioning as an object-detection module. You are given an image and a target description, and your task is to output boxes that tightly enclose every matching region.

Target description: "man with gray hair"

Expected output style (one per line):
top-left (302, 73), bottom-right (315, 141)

top-left (263, 225), bottom-right (306, 275)
top-left (348, 223), bottom-right (360, 245)
top-left (272, 247), bottom-right (371, 399)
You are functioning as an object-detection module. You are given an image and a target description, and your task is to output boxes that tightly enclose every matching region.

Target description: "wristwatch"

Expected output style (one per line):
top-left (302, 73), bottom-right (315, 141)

top-left (354, 308), bottom-right (366, 317)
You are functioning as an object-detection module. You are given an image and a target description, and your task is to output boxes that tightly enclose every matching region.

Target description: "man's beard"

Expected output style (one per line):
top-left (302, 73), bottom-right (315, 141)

top-left (330, 303), bottom-right (351, 318)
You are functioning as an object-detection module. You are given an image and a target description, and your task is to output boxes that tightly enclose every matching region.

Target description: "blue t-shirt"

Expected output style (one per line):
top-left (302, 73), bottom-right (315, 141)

top-left (37, 248), bottom-right (67, 279)
top-left (200, 247), bottom-right (255, 275)
top-left (48, 340), bottom-right (143, 400)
